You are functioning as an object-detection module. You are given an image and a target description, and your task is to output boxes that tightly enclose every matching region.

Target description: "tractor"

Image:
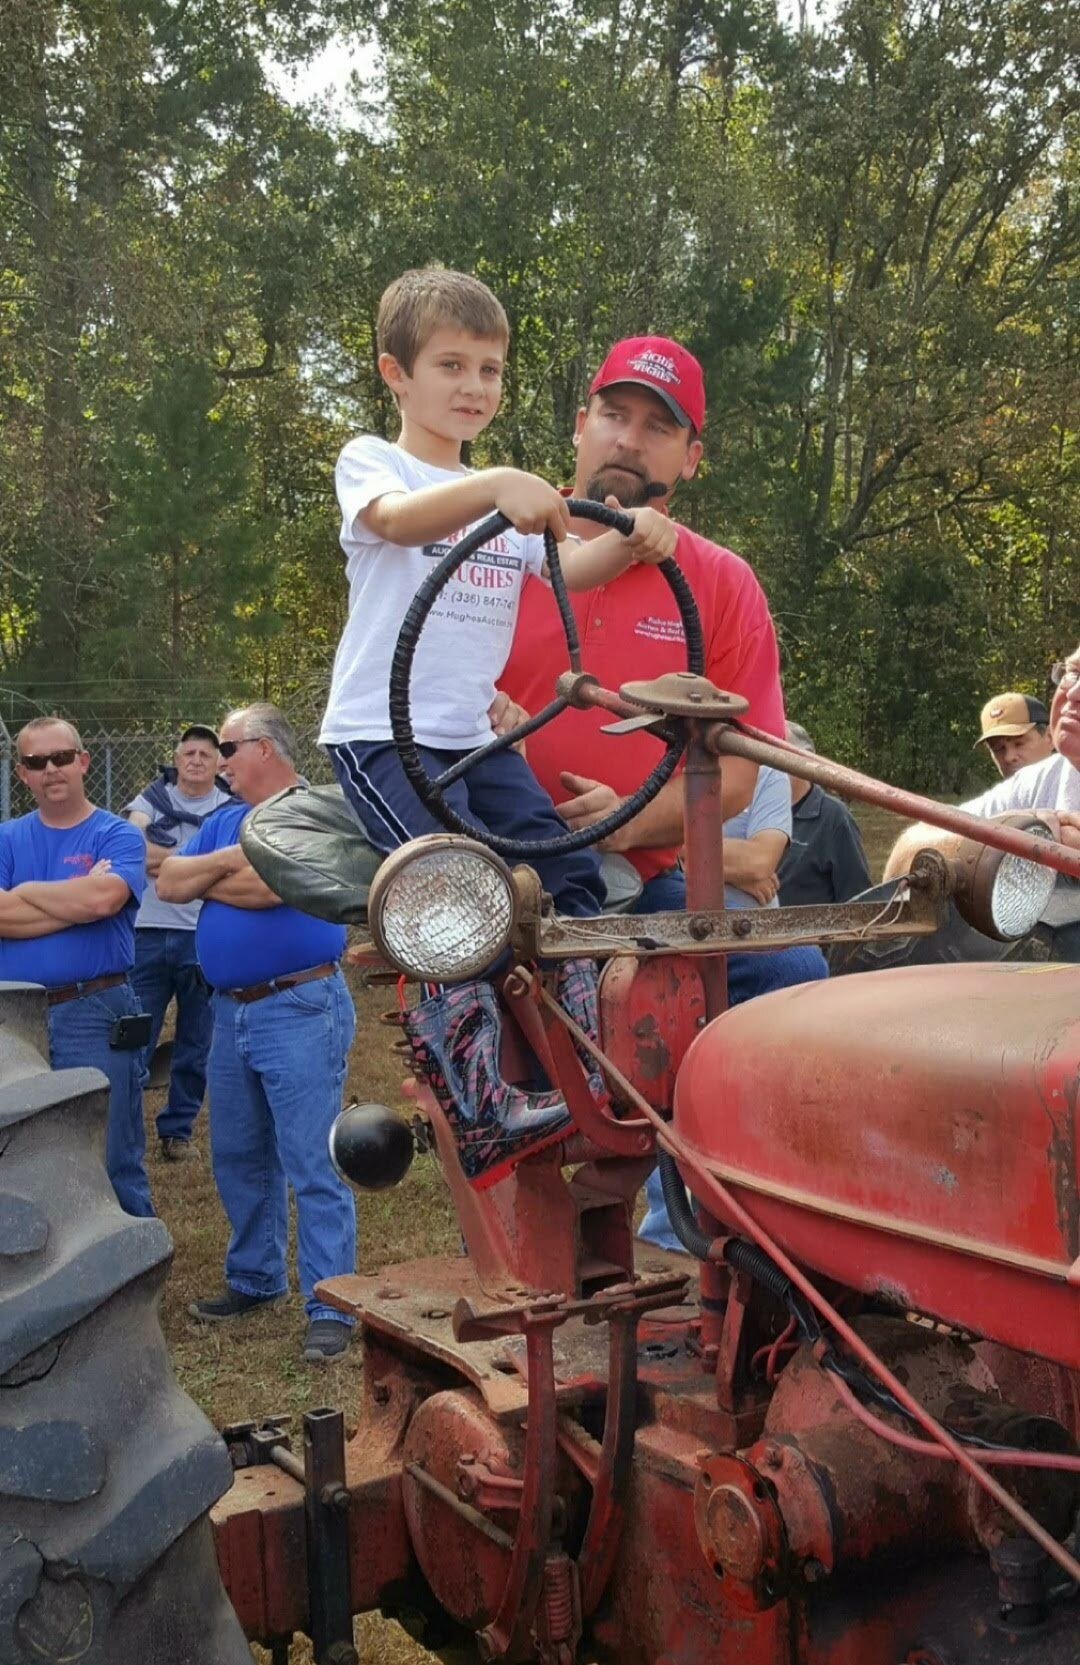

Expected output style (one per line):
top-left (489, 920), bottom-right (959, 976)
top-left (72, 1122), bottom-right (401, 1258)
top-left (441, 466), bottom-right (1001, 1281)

top-left (2, 503), bottom-right (1078, 1664)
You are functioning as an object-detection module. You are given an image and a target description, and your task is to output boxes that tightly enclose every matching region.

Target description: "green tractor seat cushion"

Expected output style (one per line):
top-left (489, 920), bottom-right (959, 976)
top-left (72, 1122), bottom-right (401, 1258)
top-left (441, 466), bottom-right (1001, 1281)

top-left (240, 784), bottom-right (384, 925)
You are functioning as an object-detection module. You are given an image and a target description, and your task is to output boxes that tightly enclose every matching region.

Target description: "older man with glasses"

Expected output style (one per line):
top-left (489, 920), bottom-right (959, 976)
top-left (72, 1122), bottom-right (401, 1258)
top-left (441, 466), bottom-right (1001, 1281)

top-left (157, 702), bottom-right (358, 1363)
top-left (0, 715), bottom-right (154, 1215)
top-left (884, 650), bottom-right (1080, 944)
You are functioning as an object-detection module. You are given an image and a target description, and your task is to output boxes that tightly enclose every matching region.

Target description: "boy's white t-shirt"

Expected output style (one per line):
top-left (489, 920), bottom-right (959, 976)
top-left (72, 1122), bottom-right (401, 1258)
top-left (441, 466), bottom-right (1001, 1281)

top-left (319, 436), bottom-right (547, 750)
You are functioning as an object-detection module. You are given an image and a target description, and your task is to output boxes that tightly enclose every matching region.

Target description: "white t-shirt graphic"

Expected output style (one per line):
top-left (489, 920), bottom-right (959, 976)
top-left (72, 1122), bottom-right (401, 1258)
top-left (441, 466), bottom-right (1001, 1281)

top-left (319, 437), bottom-right (547, 749)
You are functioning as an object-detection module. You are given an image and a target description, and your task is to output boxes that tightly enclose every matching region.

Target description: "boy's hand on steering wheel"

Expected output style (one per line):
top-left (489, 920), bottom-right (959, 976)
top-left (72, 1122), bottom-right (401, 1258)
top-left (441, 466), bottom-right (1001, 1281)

top-left (603, 496), bottom-right (678, 565)
top-left (492, 468), bottom-right (572, 541)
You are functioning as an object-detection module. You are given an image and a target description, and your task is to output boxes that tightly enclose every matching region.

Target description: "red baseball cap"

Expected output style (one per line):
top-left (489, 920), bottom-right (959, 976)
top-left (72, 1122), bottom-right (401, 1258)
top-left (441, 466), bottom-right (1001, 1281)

top-left (588, 335), bottom-right (706, 432)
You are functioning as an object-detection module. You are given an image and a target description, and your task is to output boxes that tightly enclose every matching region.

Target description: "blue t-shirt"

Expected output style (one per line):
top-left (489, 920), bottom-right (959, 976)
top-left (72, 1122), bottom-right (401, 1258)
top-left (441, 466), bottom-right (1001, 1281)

top-left (184, 802), bottom-right (346, 990)
top-left (0, 808), bottom-right (147, 988)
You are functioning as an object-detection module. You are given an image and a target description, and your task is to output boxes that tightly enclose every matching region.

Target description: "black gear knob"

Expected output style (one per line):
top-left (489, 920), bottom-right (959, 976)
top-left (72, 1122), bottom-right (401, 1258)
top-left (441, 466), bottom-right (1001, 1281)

top-left (329, 1102), bottom-right (415, 1191)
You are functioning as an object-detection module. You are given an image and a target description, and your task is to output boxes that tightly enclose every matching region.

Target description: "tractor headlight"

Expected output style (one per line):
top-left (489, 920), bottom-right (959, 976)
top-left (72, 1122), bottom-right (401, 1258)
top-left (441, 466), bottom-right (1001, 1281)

top-left (952, 820), bottom-right (1058, 941)
top-left (368, 835), bottom-right (517, 981)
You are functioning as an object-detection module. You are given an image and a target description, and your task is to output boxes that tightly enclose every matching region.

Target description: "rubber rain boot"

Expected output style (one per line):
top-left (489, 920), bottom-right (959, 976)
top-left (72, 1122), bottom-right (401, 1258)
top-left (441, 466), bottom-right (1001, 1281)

top-left (403, 979), bottom-right (572, 1190)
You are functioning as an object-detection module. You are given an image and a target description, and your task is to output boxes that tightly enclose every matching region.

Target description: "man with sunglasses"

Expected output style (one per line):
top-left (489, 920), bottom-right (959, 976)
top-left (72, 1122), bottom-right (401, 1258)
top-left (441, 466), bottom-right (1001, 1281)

top-left (884, 650), bottom-right (1080, 943)
top-left (126, 724), bottom-right (234, 1162)
top-left (0, 716), bottom-right (154, 1216)
top-left (157, 704), bottom-right (357, 1364)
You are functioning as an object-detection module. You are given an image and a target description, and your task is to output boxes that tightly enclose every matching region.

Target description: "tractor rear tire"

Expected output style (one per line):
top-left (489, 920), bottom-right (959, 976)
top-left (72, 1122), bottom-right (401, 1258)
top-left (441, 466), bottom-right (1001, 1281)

top-left (0, 982), bottom-right (251, 1664)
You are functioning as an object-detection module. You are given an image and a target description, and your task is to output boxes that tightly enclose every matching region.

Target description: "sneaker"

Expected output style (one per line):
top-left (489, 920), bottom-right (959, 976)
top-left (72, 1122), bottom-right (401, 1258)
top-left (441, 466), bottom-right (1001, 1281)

top-left (302, 1318), bottom-right (352, 1362)
top-left (188, 1288), bottom-right (282, 1323)
top-left (159, 1137), bottom-right (196, 1163)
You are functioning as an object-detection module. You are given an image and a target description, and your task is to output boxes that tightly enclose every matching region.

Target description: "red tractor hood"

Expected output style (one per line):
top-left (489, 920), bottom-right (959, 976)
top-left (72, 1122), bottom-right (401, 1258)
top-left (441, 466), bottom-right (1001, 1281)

top-left (673, 961), bottom-right (1080, 1368)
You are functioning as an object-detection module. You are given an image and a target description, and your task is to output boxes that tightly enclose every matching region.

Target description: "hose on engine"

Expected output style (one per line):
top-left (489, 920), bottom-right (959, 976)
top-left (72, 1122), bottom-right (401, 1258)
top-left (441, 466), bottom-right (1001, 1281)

top-left (657, 1150), bottom-right (715, 1260)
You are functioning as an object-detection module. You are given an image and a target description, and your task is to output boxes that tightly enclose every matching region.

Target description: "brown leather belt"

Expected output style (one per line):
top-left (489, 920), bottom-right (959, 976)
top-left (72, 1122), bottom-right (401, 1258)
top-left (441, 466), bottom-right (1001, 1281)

top-left (225, 962), bottom-right (337, 1005)
top-left (46, 972), bottom-right (128, 1009)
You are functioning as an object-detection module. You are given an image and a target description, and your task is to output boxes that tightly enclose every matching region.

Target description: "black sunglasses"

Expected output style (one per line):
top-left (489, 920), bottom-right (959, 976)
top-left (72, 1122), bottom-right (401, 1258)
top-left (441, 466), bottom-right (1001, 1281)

top-left (19, 749), bottom-right (79, 771)
top-left (218, 737), bottom-right (264, 760)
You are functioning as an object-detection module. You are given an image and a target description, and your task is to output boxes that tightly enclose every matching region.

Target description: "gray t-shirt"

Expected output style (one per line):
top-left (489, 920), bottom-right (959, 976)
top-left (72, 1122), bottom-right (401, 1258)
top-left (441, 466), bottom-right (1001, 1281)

top-left (961, 752), bottom-right (1080, 926)
top-left (126, 782), bottom-right (232, 931)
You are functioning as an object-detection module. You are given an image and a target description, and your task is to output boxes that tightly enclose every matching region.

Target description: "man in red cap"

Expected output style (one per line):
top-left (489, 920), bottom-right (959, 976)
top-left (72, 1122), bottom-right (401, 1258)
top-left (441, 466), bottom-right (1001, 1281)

top-left (499, 334), bottom-right (788, 907)
top-left (499, 334), bottom-right (827, 1251)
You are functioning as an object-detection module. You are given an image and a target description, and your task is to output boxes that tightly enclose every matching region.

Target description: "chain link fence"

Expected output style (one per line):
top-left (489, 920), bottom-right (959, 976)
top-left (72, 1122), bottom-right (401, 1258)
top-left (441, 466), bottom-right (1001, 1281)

top-left (0, 727), bottom-right (333, 820)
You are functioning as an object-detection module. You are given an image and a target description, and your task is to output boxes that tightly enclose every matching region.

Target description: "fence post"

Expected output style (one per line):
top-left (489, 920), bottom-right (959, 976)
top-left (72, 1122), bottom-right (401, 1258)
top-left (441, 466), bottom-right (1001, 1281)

top-left (104, 740), bottom-right (113, 812)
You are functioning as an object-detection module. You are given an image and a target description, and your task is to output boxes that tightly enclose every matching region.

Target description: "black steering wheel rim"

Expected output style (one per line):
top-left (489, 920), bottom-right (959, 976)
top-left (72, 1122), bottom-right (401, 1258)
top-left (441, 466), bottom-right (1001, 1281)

top-left (388, 498), bottom-right (704, 859)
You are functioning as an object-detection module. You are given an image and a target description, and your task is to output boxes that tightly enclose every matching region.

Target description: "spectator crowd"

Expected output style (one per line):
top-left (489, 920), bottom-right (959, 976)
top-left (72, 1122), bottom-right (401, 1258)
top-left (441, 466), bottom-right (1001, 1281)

top-left (2, 262), bottom-right (1075, 1354)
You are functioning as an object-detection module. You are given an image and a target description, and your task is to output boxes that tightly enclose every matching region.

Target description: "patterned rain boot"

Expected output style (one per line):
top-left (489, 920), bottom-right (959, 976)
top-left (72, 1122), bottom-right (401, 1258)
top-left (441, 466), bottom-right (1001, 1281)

top-left (550, 957), bottom-right (607, 1100)
top-left (403, 978), bottom-right (572, 1190)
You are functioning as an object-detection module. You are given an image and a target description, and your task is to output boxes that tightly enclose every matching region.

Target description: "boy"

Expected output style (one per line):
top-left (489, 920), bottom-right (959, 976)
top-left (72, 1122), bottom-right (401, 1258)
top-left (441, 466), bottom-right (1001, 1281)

top-left (321, 267), bottom-right (677, 1186)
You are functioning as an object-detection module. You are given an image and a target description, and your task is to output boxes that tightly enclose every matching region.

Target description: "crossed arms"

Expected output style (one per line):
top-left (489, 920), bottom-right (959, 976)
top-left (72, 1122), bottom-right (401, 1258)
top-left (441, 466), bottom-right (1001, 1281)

top-left (0, 863), bottom-right (133, 940)
top-left (157, 841), bottom-right (280, 910)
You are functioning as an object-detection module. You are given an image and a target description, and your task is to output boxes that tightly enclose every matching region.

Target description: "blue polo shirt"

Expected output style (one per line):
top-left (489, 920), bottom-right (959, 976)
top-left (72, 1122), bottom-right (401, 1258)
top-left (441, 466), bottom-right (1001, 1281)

top-left (0, 808), bottom-right (146, 988)
top-left (183, 802), bottom-right (346, 990)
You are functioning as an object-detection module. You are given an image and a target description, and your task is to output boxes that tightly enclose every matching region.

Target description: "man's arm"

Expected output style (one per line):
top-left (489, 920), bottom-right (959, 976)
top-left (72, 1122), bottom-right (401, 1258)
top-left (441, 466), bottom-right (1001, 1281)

top-left (723, 830), bottom-right (789, 905)
top-left (127, 810), bottom-right (169, 875)
top-left (158, 844), bottom-right (279, 909)
top-left (0, 890), bottom-right (68, 938)
top-left (557, 758), bottom-right (759, 854)
top-left (16, 867), bottom-right (133, 925)
top-left (882, 809), bottom-right (1080, 883)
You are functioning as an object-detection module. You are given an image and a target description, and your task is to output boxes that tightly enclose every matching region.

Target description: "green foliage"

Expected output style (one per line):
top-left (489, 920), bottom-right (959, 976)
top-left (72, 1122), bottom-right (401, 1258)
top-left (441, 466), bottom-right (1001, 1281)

top-left (0, 0), bottom-right (1075, 789)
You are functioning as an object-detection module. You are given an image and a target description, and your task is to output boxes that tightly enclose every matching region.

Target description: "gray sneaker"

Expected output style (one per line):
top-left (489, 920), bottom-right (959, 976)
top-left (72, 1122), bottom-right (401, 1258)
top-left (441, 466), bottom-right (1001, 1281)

top-left (302, 1318), bottom-right (352, 1362)
top-left (159, 1137), bottom-right (196, 1163)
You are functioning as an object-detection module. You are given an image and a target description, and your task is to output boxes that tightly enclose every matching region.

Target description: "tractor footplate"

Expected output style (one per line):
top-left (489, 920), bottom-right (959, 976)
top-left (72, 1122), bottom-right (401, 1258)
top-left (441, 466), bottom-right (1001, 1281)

top-left (319, 1257), bottom-right (691, 1424)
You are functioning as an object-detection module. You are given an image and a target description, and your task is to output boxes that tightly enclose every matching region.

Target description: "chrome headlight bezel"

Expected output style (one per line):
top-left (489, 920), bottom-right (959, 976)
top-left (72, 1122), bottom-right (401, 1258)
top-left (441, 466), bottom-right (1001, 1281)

top-left (368, 834), bottom-right (517, 982)
top-left (951, 820), bottom-right (1058, 941)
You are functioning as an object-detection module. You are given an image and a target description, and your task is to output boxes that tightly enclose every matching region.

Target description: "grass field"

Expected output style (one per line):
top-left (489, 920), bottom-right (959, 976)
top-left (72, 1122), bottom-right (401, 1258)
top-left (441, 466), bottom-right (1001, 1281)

top-left (158, 800), bottom-right (910, 1661)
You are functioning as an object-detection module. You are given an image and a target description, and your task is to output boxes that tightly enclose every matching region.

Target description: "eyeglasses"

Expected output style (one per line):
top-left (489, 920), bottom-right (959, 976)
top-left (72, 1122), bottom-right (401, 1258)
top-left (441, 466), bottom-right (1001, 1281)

top-left (218, 737), bottom-right (264, 760)
top-left (1051, 661), bottom-right (1080, 691)
top-left (19, 749), bottom-right (79, 771)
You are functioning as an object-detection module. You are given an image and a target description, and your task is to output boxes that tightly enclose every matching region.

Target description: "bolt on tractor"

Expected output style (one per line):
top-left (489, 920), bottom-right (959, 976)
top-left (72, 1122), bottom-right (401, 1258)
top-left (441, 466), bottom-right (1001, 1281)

top-left (2, 504), bottom-right (1079, 1665)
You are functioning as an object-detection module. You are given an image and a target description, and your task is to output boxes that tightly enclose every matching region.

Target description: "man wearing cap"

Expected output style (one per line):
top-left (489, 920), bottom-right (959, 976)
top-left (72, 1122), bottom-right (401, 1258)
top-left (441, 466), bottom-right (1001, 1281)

top-left (0, 716), bottom-right (154, 1216)
top-left (126, 726), bottom-right (234, 1161)
top-left (778, 722), bottom-right (871, 906)
top-left (974, 692), bottom-right (1055, 779)
top-left (501, 335), bottom-right (788, 891)
top-left (884, 648), bottom-right (1080, 895)
top-left (500, 336), bottom-right (829, 1249)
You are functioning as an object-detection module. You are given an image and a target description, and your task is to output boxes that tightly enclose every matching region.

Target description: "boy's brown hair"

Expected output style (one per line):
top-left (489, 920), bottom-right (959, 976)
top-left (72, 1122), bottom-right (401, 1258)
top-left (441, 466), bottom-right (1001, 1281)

top-left (377, 267), bottom-right (509, 374)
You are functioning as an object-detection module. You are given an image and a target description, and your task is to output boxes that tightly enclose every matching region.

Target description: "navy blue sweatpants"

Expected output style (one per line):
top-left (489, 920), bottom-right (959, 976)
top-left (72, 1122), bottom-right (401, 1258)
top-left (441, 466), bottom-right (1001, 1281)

top-left (327, 739), bottom-right (605, 919)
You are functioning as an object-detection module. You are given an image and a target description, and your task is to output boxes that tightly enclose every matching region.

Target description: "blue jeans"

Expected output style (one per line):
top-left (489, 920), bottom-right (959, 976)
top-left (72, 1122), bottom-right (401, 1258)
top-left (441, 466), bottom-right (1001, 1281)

top-left (132, 927), bottom-right (212, 1142)
top-left (207, 970), bottom-right (358, 1323)
top-left (48, 980), bottom-right (155, 1218)
top-left (634, 867), bottom-right (829, 1251)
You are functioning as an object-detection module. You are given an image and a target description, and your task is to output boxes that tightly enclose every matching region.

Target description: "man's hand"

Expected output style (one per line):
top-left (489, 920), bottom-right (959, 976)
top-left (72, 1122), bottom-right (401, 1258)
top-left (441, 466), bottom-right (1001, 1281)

top-left (741, 872), bottom-right (780, 906)
top-left (603, 496), bottom-right (678, 566)
top-left (492, 469), bottom-right (571, 541)
top-left (1035, 810), bottom-right (1080, 850)
top-left (487, 692), bottom-right (530, 756)
top-left (557, 772), bottom-right (631, 852)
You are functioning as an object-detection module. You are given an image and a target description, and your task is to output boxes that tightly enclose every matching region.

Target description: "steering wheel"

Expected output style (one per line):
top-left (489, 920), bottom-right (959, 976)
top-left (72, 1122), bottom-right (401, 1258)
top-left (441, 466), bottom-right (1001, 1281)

top-left (388, 499), bottom-right (704, 859)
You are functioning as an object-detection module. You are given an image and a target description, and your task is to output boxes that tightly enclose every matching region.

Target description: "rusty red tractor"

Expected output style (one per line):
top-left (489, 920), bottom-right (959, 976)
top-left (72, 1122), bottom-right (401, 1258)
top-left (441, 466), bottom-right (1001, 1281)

top-left (3, 506), bottom-right (1079, 1665)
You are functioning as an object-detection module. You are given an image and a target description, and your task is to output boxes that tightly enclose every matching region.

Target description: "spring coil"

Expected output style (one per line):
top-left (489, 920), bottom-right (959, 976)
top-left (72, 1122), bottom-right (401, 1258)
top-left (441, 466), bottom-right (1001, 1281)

top-left (541, 1554), bottom-right (575, 1641)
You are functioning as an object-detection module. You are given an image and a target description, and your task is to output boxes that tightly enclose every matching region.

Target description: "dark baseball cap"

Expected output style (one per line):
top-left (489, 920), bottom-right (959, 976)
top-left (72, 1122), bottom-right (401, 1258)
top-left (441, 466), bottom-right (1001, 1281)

top-left (179, 724), bottom-right (220, 748)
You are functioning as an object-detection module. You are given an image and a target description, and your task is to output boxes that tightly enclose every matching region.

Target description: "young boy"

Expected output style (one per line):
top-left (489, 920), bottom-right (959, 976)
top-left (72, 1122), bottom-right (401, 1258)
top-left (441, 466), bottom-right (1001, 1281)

top-left (321, 266), bottom-right (677, 1186)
